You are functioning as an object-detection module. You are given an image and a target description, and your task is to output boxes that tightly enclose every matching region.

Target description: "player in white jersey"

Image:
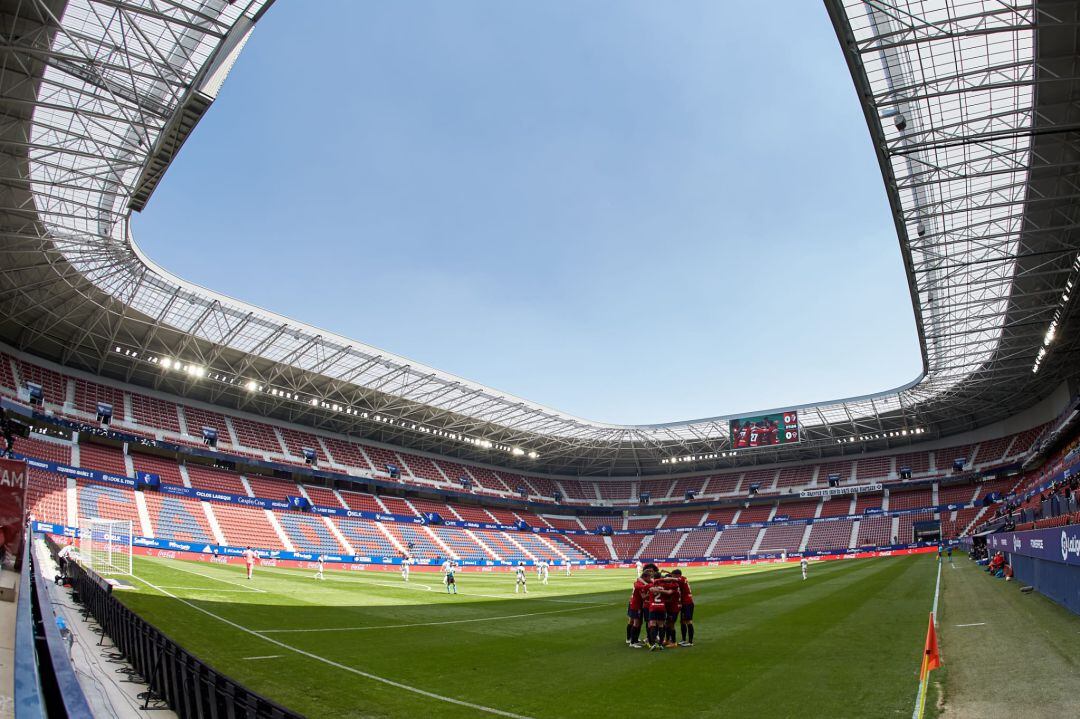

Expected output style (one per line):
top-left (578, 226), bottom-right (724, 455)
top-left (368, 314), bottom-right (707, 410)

top-left (539, 560), bottom-right (549, 585)
top-left (800, 558), bottom-right (808, 580)
top-left (314, 555), bottom-right (325, 580)
top-left (442, 559), bottom-right (457, 594)
top-left (514, 562), bottom-right (528, 594)
top-left (635, 560), bottom-right (643, 576)
top-left (565, 560), bottom-right (572, 576)
top-left (243, 547), bottom-right (257, 580)
top-left (401, 557), bottom-right (410, 582)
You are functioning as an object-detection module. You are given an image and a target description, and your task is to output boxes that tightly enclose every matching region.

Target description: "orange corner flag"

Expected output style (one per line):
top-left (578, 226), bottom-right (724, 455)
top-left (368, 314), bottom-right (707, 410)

top-left (921, 612), bottom-right (941, 680)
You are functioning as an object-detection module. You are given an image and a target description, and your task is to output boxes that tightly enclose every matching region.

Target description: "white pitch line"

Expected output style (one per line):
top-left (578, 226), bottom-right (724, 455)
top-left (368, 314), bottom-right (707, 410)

top-left (139, 578), bottom-right (537, 719)
top-left (155, 586), bottom-right (263, 593)
top-left (151, 560), bottom-right (266, 593)
top-left (242, 655), bottom-right (282, 660)
top-left (258, 603), bottom-right (606, 634)
top-left (913, 557), bottom-right (945, 719)
top-left (374, 582), bottom-right (433, 592)
top-left (955, 622), bottom-right (986, 628)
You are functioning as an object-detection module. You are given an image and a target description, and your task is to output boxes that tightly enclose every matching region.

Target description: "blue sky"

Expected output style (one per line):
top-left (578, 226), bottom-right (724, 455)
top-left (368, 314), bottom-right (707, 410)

top-left (133, 1), bottom-right (920, 425)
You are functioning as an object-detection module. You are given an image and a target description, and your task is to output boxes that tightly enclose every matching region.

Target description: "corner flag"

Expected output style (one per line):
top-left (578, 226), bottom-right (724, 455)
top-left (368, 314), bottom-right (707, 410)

top-left (920, 612), bottom-right (941, 679)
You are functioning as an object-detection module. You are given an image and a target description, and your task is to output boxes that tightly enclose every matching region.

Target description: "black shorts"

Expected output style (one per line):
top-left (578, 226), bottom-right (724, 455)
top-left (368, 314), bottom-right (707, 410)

top-left (681, 603), bottom-right (695, 621)
top-left (446, 575), bottom-right (455, 584)
top-left (626, 602), bottom-right (641, 620)
top-left (646, 608), bottom-right (666, 622)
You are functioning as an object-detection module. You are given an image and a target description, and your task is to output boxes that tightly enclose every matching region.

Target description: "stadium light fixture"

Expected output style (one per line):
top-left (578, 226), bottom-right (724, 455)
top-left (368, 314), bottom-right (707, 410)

top-left (245, 380), bottom-right (259, 391)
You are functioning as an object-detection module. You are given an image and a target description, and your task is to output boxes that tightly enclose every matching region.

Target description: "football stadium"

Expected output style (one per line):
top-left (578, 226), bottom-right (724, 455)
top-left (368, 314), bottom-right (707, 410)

top-left (2, 0), bottom-right (1080, 717)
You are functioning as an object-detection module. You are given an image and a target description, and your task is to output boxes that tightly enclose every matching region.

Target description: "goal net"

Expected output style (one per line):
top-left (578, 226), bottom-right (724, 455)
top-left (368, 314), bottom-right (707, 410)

top-left (79, 518), bottom-right (133, 576)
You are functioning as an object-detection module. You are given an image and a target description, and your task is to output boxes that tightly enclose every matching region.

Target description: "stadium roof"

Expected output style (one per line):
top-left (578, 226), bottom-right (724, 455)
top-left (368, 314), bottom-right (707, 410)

top-left (1, 0), bottom-right (1079, 475)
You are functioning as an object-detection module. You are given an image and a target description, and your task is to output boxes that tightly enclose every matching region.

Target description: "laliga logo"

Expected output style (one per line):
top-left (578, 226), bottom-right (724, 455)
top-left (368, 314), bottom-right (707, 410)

top-left (1061, 531), bottom-right (1080, 562)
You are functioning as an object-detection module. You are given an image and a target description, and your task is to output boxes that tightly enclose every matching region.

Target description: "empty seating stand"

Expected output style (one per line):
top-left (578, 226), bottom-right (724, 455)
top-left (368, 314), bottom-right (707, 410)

top-left (712, 526), bottom-right (760, 555)
top-left (212, 503), bottom-right (283, 549)
top-left (756, 524), bottom-right (805, 553)
top-left (144, 493), bottom-right (213, 543)
top-left (856, 516), bottom-right (892, 547)
top-left (320, 437), bottom-right (372, 471)
top-left (26, 469), bottom-right (67, 525)
top-left (231, 417), bottom-right (284, 455)
top-left (78, 444), bottom-right (128, 476)
top-left (185, 464), bottom-right (247, 496)
top-left (675, 529), bottom-right (715, 557)
top-left (805, 521), bottom-right (852, 551)
top-left (130, 394), bottom-right (181, 435)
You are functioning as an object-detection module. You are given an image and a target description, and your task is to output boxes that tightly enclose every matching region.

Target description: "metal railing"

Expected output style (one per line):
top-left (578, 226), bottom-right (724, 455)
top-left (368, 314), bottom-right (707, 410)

top-left (66, 559), bottom-right (300, 718)
top-left (15, 538), bottom-right (93, 718)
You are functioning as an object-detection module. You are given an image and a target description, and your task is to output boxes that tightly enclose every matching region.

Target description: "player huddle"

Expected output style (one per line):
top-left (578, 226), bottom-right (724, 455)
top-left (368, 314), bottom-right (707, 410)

top-left (626, 564), bottom-right (695, 651)
top-left (733, 419), bottom-right (781, 448)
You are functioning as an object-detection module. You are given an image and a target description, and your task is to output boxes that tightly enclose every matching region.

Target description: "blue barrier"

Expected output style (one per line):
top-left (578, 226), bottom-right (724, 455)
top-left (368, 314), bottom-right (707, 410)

top-left (987, 524), bottom-right (1080, 567)
top-left (986, 525), bottom-right (1080, 615)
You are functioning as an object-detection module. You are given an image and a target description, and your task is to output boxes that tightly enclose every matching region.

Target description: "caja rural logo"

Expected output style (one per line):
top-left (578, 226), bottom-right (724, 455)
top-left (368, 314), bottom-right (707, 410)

top-left (1061, 530), bottom-right (1080, 562)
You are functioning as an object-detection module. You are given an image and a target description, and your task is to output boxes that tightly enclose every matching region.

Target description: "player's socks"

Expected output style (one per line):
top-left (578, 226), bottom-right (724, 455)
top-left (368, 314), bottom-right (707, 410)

top-left (680, 624), bottom-right (687, 642)
top-left (688, 625), bottom-right (695, 643)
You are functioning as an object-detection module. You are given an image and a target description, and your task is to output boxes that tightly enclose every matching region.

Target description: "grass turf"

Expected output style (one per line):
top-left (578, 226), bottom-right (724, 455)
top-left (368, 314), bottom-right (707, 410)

top-left (116, 555), bottom-right (938, 718)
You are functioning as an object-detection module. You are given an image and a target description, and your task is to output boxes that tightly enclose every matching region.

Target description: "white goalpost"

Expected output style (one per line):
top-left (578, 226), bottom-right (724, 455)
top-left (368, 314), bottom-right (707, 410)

top-left (79, 518), bottom-right (134, 576)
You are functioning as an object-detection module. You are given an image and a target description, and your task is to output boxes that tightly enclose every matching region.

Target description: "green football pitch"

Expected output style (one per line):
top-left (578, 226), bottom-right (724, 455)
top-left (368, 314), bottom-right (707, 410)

top-left (117, 555), bottom-right (938, 718)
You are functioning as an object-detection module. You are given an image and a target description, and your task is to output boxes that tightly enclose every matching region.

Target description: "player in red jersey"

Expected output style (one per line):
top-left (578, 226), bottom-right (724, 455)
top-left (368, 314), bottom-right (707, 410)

top-left (748, 422), bottom-right (763, 447)
top-left (736, 422), bottom-right (752, 448)
top-left (767, 419), bottom-right (780, 446)
top-left (670, 569), bottom-right (696, 646)
top-left (626, 569), bottom-right (654, 648)
top-left (645, 582), bottom-right (673, 651)
top-left (655, 572), bottom-right (682, 647)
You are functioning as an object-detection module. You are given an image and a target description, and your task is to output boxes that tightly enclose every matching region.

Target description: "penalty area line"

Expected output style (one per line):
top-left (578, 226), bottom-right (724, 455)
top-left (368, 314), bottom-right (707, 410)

top-left (147, 558), bottom-right (267, 593)
top-left (139, 578), bottom-right (538, 719)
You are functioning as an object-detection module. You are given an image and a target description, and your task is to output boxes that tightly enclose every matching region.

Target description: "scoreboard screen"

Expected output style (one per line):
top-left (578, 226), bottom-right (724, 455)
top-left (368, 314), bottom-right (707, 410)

top-left (728, 411), bottom-right (800, 449)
